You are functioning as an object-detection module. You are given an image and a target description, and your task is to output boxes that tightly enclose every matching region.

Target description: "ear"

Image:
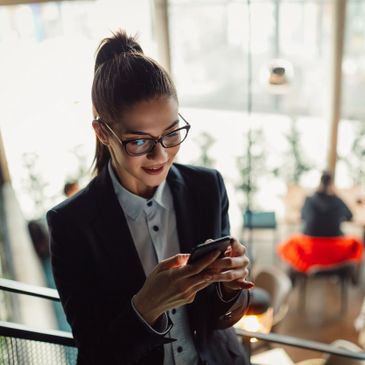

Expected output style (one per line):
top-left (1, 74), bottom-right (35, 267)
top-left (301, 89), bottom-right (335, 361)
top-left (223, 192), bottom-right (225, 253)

top-left (92, 120), bottom-right (109, 146)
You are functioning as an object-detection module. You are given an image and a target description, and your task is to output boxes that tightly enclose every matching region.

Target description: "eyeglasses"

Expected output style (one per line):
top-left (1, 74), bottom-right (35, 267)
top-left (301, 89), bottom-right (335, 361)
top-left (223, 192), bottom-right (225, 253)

top-left (96, 113), bottom-right (191, 157)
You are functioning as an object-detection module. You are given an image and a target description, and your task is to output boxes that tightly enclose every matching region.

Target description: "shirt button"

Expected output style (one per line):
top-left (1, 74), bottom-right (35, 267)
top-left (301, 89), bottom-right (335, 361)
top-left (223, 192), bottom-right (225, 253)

top-left (171, 308), bottom-right (176, 315)
top-left (177, 346), bottom-right (183, 353)
top-left (147, 201), bottom-right (152, 207)
top-left (153, 225), bottom-right (159, 232)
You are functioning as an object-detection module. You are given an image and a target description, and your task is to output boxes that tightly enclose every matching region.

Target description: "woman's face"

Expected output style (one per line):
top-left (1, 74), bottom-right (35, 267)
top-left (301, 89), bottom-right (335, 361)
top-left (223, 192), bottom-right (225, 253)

top-left (95, 96), bottom-right (180, 198)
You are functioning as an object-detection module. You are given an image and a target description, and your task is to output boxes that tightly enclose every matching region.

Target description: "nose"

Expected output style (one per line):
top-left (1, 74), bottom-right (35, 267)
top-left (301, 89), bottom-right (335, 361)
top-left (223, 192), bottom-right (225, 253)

top-left (147, 141), bottom-right (168, 162)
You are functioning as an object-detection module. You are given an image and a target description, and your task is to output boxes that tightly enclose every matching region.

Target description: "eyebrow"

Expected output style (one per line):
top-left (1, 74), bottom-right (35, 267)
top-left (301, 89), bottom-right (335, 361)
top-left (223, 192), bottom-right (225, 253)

top-left (123, 120), bottom-right (179, 135)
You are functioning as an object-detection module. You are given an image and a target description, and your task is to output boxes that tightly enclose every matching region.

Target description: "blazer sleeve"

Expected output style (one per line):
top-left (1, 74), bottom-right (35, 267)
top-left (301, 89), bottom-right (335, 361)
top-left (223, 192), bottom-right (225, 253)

top-left (47, 209), bottom-right (172, 364)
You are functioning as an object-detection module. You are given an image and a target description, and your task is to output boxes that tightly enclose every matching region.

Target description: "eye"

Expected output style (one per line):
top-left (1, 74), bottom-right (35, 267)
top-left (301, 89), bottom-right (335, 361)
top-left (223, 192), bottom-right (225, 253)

top-left (166, 130), bottom-right (180, 138)
top-left (130, 139), bottom-right (146, 146)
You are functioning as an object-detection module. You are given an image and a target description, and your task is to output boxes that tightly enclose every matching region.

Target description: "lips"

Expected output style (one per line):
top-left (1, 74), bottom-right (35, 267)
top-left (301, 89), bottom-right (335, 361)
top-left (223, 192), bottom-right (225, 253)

top-left (142, 164), bottom-right (165, 175)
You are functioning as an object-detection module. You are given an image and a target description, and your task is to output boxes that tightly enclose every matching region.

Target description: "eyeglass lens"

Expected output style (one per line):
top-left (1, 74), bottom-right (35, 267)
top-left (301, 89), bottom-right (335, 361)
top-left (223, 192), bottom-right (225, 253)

top-left (125, 127), bottom-right (189, 156)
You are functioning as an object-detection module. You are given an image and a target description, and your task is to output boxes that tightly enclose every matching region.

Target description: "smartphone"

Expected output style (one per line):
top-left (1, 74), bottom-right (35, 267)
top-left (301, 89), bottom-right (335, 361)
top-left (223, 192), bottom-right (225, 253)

top-left (188, 236), bottom-right (232, 264)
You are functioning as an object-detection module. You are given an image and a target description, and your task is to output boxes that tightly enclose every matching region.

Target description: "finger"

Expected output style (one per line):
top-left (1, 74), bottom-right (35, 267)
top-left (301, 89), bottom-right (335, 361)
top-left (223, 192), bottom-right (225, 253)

top-left (180, 250), bottom-right (221, 277)
top-left (240, 281), bottom-right (255, 289)
top-left (223, 246), bottom-right (232, 256)
top-left (183, 275), bottom-right (213, 296)
top-left (210, 267), bottom-right (250, 283)
top-left (208, 255), bottom-right (250, 271)
top-left (223, 280), bottom-right (255, 291)
top-left (230, 238), bottom-right (246, 256)
top-left (229, 276), bottom-right (255, 289)
top-left (156, 254), bottom-right (190, 272)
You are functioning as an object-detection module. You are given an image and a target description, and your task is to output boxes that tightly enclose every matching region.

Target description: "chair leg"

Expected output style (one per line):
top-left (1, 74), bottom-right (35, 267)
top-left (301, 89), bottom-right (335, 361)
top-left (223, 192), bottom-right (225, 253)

top-left (241, 335), bottom-right (252, 359)
top-left (298, 276), bottom-right (307, 313)
top-left (340, 277), bottom-right (348, 314)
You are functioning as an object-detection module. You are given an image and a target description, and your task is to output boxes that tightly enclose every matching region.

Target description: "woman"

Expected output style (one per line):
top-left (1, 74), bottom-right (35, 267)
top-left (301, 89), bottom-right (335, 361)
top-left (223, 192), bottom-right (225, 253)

top-left (47, 30), bottom-right (253, 365)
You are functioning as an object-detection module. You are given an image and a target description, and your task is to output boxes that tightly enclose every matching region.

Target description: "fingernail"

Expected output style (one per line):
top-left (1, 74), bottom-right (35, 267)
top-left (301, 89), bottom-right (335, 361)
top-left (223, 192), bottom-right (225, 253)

top-left (242, 281), bottom-right (255, 289)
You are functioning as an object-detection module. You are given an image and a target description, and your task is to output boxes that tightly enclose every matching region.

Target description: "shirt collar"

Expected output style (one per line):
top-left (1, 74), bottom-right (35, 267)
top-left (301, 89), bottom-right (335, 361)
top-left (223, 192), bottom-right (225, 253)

top-left (108, 161), bottom-right (169, 220)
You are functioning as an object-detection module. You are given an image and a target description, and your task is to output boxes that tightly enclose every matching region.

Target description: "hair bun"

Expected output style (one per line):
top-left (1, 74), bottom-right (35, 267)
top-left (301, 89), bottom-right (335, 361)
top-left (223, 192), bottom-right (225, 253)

top-left (94, 30), bottom-right (143, 72)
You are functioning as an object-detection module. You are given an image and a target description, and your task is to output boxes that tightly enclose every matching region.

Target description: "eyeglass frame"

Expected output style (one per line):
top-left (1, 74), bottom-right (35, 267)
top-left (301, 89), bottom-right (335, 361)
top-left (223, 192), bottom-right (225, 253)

top-left (95, 112), bottom-right (191, 157)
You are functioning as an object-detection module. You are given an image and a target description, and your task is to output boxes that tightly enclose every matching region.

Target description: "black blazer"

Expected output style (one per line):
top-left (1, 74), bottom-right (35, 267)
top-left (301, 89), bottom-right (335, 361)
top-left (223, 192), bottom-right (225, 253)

top-left (47, 163), bottom-right (251, 365)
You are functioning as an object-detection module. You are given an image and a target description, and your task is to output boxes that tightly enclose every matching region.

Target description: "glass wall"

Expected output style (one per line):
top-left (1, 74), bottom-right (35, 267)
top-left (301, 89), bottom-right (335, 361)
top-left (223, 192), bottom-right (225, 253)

top-left (0, 0), bottom-right (363, 230)
top-left (337, 0), bottom-right (365, 191)
top-left (169, 0), bottom-right (333, 116)
top-left (0, 0), bottom-right (154, 218)
top-left (169, 0), bottom-right (336, 231)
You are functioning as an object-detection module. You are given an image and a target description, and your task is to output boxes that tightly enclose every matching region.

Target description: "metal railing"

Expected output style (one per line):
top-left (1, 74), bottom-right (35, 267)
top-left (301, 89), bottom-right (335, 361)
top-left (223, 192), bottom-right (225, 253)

top-left (0, 277), bottom-right (364, 364)
top-left (0, 278), bottom-right (76, 364)
top-left (0, 323), bottom-right (77, 365)
top-left (236, 328), bottom-right (365, 361)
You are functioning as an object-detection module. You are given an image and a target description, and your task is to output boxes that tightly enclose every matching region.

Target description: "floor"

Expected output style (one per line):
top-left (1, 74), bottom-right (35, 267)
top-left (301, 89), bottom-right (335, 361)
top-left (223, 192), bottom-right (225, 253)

top-left (274, 275), bottom-right (365, 362)
top-left (246, 224), bottom-right (365, 363)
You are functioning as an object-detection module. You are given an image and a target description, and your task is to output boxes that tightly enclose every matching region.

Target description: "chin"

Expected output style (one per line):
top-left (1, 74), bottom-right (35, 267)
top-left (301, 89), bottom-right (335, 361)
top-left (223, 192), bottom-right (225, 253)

top-left (147, 175), bottom-right (166, 187)
top-left (143, 171), bottom-right (168, 187)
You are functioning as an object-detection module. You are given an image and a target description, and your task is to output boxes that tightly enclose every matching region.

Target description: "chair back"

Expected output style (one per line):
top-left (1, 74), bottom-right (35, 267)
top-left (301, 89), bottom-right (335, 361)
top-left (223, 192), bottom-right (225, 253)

top-left (323, 340), bottom-right (365, 365)
top-left (243, 211), bottom-right (277, 229)
top-left (253, 266), bottom-right (292, 326)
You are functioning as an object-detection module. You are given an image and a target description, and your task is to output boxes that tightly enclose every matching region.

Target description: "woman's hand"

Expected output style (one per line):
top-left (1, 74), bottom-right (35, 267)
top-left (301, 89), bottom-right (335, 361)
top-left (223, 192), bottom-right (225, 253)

top-left (133, 250), bottom-right (221, 326)
top-left (207, 238), bottom-right (254, 297)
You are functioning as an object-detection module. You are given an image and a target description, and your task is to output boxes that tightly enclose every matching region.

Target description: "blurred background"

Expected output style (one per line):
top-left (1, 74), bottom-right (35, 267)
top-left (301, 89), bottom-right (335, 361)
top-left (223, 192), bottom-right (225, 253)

top-left (0, 0), bottom-right (365, 364)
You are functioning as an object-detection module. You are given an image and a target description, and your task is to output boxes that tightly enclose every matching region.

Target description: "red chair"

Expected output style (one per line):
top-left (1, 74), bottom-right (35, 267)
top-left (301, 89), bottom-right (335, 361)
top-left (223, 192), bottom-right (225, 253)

top-left (277, 235), bottom-right (364, 313)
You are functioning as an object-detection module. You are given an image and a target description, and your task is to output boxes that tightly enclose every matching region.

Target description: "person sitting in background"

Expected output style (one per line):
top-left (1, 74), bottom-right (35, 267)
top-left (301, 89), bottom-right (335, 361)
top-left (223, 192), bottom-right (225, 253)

top-left (301, 171), bottom-right (353, 237)
top-left (277, 171), bottom-right (363, 275)
top-left (28, 219), bottom-right (50, 262)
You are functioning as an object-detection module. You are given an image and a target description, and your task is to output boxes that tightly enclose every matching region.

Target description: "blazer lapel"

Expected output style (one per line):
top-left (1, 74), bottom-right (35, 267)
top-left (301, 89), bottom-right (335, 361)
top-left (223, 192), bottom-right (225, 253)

top-left (90, 164), bottom-right (200, 294)
top-left (92, 166), bottom-right (146, 294)
top-left (167, 164), bottom-right (200, 253)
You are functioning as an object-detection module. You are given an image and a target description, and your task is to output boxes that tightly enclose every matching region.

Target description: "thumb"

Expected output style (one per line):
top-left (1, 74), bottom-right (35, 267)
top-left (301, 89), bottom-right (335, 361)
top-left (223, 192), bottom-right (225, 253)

top-left (156, 254), bottom-right (190, 272)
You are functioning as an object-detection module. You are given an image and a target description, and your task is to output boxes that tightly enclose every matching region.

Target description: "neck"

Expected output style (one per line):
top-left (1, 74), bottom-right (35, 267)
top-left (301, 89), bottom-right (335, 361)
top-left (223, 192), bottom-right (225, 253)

top-left (111, 162), bottom-right (157, 199)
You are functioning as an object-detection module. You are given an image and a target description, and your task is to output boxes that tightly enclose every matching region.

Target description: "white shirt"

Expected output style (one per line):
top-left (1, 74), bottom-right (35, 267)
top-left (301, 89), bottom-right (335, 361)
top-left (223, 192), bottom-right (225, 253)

top-left (108, 162), bottom-right (200, 365)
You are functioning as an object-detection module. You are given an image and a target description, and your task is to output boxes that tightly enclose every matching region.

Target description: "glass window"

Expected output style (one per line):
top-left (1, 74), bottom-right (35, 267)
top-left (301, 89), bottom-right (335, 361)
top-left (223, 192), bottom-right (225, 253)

top-left (0, 0), bottom-right (154, 218)
top-left (169, 0), bottom-right (333, 116)
top-left (337, 0), bottom-right (365, 186)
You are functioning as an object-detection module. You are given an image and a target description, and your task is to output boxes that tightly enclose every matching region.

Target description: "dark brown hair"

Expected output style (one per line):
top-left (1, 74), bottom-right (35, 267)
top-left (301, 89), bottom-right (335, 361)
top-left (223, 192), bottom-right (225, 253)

top-left (91, 30), bottom-right (178, 175)
top-left (319, 171), bottom-right (333, 192)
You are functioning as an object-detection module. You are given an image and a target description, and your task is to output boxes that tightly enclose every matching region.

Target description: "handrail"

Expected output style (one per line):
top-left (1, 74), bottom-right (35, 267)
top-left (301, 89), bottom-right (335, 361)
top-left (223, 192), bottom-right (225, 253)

top-left (1, 322), bottom-right (364, 359)
top-left (0, 277), bottom-right (60, 301)
top-left (0, 320), bottom-right (75, 347)
top-left (236, 329), bottom-right (365, 360)
top-left (1, 277), bottom-right (364, 360)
